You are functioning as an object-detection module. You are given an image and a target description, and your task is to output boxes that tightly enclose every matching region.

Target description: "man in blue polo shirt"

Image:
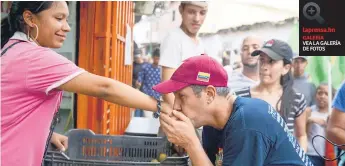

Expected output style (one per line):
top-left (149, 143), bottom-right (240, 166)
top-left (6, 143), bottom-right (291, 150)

top-left (153, 55), bottom-right (313, 166)
top-left (327, 81), bottom-right (345, 164)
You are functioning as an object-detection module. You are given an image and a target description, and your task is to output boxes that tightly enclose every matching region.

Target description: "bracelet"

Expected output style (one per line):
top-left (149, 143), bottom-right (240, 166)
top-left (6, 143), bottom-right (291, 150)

top-left (153, 100), bottom-right (162, 119)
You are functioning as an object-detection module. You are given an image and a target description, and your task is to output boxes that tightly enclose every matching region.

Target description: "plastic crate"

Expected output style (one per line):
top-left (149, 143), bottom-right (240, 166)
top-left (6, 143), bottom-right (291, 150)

top-left (43, 129), bottom-right (189, 166)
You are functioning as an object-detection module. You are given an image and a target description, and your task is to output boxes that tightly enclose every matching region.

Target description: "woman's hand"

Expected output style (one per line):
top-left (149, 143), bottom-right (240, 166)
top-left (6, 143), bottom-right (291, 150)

top-left (50, 132), bottom-right (68, 151)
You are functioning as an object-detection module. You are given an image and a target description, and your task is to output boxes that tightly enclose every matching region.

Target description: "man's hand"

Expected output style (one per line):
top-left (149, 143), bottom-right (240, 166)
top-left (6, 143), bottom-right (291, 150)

top-left (50, 132), bottom-right (68, 152)
top-left (160, 110), bottom-right (198, 150)
top-left (172, 143), bottom-right (186, 156)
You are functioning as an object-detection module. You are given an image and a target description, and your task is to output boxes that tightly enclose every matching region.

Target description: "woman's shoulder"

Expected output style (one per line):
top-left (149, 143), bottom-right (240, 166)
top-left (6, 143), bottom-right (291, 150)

top-left (4, 40), bottom-right (58, 56)
top-left (4, 41), bottom-right (74, 69)
top-left (2, 40), bottom-right (62, 66)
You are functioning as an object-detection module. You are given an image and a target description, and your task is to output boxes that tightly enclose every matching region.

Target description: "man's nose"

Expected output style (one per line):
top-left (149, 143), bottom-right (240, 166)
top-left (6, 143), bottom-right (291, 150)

top-left (173, 99), bottom-right (182, 111)
top-left (248, 47), bottom-right (254, 54)
top-left (321, 94), bottom-right (327, 99)
top-left (193, 13), bottom-right (201, 22)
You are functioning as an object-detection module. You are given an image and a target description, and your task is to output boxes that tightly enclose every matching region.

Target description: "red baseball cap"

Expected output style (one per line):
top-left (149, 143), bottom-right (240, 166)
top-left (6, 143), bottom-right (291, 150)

top-left (153, 55), bottom-right (228, 94)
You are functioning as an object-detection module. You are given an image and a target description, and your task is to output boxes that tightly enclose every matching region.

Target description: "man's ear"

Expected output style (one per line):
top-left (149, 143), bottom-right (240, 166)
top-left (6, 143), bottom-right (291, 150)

top-left (205, 85), bottom-right (216, 104)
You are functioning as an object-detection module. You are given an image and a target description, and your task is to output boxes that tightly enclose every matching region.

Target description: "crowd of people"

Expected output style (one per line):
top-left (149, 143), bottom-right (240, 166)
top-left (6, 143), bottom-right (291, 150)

top-left (1, 1), bottom-right (344, 166)
top-left (131, 1), bottom-right (345, 166)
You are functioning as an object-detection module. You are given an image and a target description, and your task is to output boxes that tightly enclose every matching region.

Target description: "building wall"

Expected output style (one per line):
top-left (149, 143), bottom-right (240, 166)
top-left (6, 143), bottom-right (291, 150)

top-left (134, 2), bottom-right (181, 46)
top-left (134, 2), bottom-right (296, 55)
top-left (200, 22), bottom-right (296, 59)
top-left (152, 2), bottom-right (181, 42)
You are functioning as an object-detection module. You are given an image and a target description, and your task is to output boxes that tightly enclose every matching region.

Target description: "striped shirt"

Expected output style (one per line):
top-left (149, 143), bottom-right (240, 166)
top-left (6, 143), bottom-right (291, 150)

top-left (235, 87), bottom-right (307, 133)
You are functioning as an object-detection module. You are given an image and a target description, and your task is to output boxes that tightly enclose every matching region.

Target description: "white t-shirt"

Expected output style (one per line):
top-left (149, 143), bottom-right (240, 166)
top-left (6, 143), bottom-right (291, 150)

top-left (160, 27), bottom-right (208, 132)
top-left (160, 27), bottom-right (207, 69)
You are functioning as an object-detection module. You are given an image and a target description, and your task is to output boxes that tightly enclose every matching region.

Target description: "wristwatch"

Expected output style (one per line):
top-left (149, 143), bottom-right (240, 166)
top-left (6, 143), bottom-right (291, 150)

top-left (153, 100), bottom-right (162, 119)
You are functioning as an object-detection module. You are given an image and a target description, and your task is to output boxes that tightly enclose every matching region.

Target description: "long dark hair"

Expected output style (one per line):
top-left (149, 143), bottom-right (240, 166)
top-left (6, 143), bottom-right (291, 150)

top-left (276, 59), bottom-right (294, 121)
top-left (1, 2), bottom-right (55, 48)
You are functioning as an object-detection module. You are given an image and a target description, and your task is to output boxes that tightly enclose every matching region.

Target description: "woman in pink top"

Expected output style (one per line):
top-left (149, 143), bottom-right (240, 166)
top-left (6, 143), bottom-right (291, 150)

top-left (1, 2), bottom-right (171, 166)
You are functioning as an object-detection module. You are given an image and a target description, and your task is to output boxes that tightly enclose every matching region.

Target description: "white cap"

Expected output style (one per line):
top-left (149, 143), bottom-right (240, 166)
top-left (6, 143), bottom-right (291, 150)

top-left (293, 53), bottom-right (308, 61)
top-left (181, 1), bottom-right (208, 8)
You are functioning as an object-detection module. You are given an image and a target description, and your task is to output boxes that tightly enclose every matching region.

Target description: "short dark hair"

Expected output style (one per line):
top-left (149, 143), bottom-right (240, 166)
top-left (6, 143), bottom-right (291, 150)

top-left (152, 48), bottom-right (160, 57)
top-left (317, 82), bottom-right (336, 98)
top-left (179, 3), bottom-right (186, 9)
top-left (190, 85), bottom-right (230, 98)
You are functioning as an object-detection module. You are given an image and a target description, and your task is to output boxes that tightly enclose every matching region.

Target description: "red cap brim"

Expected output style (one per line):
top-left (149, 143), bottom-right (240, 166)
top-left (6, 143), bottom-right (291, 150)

top-left (152, 80), bottom-right (190, 94)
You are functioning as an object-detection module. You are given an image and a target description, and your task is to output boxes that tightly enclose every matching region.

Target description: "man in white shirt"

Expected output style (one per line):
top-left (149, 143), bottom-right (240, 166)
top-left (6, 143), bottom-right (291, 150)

top-left (159, 1), bottom-right (208, 143)
top-left (228, 36), bottom-right (263, 92)
top-left (160, 1), bottom-right (209, 106)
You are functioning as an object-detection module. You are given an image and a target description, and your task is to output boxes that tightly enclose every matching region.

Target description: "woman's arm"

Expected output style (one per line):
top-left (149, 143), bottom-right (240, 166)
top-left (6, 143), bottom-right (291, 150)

top-left (57, 72), bottom-right (172, 114)
top-left (295, 108), bottom-right (308, 152)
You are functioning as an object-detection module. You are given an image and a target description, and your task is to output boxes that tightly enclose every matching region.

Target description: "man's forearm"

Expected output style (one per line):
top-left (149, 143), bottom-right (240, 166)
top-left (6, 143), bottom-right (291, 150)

top-left (186, 138), bottom-right (214, 166)
top-left (296, 135), bottom-right (308, 152)
top-left (327, 126), bottom-right (345, 150)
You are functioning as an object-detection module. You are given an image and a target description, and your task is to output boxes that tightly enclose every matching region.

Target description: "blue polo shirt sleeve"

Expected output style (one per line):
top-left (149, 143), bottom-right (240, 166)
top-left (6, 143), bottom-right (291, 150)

top-left (333, 82), bottom-right (345, 112)
top-left (222, 129), bottom-right (270, 166)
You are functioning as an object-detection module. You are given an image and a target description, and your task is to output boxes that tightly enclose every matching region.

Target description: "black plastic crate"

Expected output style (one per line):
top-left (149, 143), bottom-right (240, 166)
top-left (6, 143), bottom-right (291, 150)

top-left (44, 129), bottom-right (189, 166)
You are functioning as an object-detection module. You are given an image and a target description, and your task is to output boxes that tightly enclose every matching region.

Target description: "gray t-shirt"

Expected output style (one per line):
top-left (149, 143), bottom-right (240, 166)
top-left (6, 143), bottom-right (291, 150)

top-left (293, 75), bottom-right (316, 107)
top-left (228, 71), bottom-right (259, 92)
